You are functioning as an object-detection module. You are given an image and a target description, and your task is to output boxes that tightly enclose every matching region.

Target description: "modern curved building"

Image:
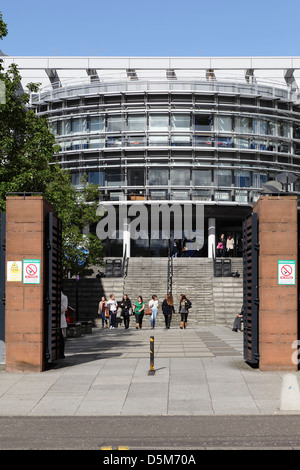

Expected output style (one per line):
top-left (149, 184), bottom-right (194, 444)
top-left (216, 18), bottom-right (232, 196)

top-left (4, 56), bottom-right (300, 257)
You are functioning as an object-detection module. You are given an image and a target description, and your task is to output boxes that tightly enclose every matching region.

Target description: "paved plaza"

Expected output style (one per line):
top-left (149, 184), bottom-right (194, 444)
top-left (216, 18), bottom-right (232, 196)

top-left (0, 325), bottom-right (300, 417)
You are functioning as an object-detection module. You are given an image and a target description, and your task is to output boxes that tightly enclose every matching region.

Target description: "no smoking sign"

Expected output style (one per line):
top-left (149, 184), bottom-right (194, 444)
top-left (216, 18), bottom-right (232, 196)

top-left (23, 259), bottom-right (41, 284)
top-left (278, 260), bottom-right (296, 285)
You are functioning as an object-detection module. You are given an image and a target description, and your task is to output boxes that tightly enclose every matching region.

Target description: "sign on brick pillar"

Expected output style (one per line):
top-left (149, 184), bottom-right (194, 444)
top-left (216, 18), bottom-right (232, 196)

top-left (5, 196), bottom-right (54, 372)
top-left (253, 195), bottom-right (298, 371)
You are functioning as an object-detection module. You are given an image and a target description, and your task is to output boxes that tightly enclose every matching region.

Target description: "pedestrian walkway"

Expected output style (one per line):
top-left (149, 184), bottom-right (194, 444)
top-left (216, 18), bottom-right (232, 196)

top-left (0, 325), bottom-right (299, 417)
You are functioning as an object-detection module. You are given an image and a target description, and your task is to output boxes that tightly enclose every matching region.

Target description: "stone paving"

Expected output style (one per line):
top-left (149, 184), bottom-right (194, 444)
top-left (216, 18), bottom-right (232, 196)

top-left (0, 325), bottom-right (299, 417)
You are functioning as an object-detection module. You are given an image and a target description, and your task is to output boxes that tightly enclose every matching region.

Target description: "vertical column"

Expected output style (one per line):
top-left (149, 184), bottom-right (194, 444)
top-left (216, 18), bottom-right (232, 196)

top-left (5, 196), bottom-right (54, 372)
top-left (123, 221), bottom-right (131, 258)
top-left (254, 196), bottom-right (298, 371)
top-left (208, 217), bottom-right (216, 258)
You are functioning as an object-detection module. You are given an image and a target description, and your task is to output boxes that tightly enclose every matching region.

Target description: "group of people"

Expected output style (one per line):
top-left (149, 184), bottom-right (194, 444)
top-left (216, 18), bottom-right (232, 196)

top-left (216, 233), bottom-right (235, 257)
top-left (98, 293), bottom-right (192, 330)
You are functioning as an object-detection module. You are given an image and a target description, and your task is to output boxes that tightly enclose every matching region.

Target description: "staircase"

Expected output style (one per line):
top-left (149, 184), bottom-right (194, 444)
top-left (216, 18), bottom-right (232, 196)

top-left (63, 257), bottom-right (244, 326)
top-left (124, 257), bottom-right (168, 303)
top-left (171, 258), bottom-right (215, 325)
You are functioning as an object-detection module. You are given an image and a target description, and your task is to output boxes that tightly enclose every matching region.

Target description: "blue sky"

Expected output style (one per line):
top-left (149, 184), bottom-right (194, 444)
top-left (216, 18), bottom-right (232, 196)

top-left (1, 0), bottom-right (300, 57)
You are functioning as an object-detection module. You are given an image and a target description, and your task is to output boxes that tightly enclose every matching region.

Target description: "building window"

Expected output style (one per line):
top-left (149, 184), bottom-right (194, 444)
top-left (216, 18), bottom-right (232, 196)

top-left (72, 118), bottom-right (81, 134)
top-left (236, 117), bottom-right (253, 134)
top-left (170, 169), bottom-right (190, 186)
top-left (107, 136), bottom-right (124, 147)
top-left (215, 137), bottom-right (232, 147)
top-left (148, 169), bottom-right (168, 186)
top-left (192, 190), bottom-right (211, 201)
top-left (149, 135), bottom-right (169, 146)
top-left (149, 115), bottom-right (169, 130)
top-left (87, 171), bottom-right (105, 186)
top-left (107, 115), bottom-right (124, 132)
top-left (234, 138), bottom-right (250, 149)
top-left (194, 135), bottom-right (213, 147)
top-left (215, 191), bottom-right (231, 201)
top-left (279, 122), bottom-right (289, 138)
top-left (71, 173), bottom-right (81, 186)
top-left (107, 170), bottom-right (124, 187)
top-left (127, 136), bottom-right (146, 147)
top-left (215, 116), bottom-right (232, 133)
top-left (170, 190), bottom-right (190, 200)
top-left (128, 115), bottom-right (146, 132)
top-left (215, 169), bottom-right (232, 187)
top-left (235, 190), bottom-right (248, 203)
top-left (89, 115), bottom-right (105, 132)
top-left (195, 115), bottom-right (212, 131)
top-left (89, 137), bottom-right (105, 149)
top-left (149, 190), bottom-right (168, 200)
top-left (64, 119), bottom-right (71, 135)
top-left (128, 168), bottom-right (145, 186)
top-left (193, 169), bottom-right (212, 186)
top-left (171, 114), bottom-right (190, 130)
top-left (234, 170), bottom-right (251, 187)
top-left (253, 172), bottom-right (267, 188)
top-left (171, 135), bottom-right (190, 146)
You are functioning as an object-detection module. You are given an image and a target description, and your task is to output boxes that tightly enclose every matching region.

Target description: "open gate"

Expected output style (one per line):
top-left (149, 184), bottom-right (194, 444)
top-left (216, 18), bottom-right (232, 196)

top-left (243, 212), bottom-right (259, 366)
top-left (45, 212), bottom-right (62, 364)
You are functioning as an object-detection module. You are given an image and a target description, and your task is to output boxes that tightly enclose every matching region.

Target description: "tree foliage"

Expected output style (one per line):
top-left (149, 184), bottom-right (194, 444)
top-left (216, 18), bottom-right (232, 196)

top-left (0, 12), bottom-right (104, 277)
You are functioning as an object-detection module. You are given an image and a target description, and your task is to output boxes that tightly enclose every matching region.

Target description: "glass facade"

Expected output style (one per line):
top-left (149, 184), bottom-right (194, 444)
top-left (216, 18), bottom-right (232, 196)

top-left (32, 77), bottom-right (300, 255)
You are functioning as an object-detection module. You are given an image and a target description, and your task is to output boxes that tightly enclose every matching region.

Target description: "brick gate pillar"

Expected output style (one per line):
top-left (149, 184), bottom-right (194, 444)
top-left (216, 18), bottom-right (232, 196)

top-left (253, 195), bottom-right (298, 371)
top-left (5, 196), bottom-right (54, 372)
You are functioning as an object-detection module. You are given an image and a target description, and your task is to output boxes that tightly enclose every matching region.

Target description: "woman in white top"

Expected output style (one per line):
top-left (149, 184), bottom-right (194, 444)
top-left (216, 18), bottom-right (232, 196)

top-left (106, 294), bottom-right (118, 329)
top-left (149, 295), bottom-right (158, 329)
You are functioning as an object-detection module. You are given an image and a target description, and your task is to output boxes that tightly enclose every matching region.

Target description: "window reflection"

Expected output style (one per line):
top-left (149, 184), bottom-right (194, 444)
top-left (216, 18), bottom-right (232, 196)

top-left (149, 115), bottom-right (169, 130)
top-left (149, 169), bottom-right (168, 185)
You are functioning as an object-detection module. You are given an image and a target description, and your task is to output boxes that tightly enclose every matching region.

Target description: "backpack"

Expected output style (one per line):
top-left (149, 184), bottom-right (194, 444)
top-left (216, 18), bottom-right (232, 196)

top-left (186, 299), bottom-right (192, 309)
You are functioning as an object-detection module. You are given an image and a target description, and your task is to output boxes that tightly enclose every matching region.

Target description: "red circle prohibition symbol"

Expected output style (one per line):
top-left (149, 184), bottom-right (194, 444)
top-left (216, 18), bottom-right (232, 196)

top-left (281, 264), bottom-right (292, 276)
top-left (26, 264), bottom-right (37, 276)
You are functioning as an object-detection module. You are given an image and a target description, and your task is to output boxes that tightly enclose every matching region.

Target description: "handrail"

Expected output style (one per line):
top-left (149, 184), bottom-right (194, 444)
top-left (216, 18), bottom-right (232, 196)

top-left (122, 245), bottom-right (128, 278)
top-left (167, 250), bottom-right (173, 295)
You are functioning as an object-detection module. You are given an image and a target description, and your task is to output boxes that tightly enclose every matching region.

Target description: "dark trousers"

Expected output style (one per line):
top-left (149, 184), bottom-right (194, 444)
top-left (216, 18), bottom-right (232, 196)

top-left (110, 313), bottom-right (117, 327)
top-left (135, 313), bottom-right (144, 328)
top-left (164, 314), bottom-right (172, 329)
top-left (180, 312), bottom-right (188, 323)
top-left (123, 314), bottom-right (130, 329)
top-left (233, 315), bottom-right (242, 330)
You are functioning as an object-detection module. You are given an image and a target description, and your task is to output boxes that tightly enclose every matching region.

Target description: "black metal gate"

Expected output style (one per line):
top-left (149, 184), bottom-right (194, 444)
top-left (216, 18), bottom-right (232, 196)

top-left (45, 212), bottom-right (62, 364)
top-left (243, 212), bottom-right (259, 366)
top-left (0, 213), bottom-right (5, 364)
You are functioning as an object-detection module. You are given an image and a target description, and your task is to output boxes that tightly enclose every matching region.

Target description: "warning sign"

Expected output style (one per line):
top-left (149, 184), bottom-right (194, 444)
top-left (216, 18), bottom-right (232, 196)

top-left (278, 260), bottom-right (296, 285)
top-left (23, 259), bottom-right (41, 284)
top-left (7, 261), bottom-right (22, 282)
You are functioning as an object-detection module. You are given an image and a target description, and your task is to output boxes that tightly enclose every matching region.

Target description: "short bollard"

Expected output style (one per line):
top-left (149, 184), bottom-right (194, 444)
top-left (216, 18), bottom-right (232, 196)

top-left (148, 336), bottom-right (155, 375)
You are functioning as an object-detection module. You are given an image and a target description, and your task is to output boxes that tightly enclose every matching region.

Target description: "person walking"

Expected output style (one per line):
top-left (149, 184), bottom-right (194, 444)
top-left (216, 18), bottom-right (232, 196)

top-left (149, 295), bottom-right (158, 329)
top-left (162, 294), bottom-right (175, 329)
top-left (98, 295), bottom-right (108, 328)
top-left (120, 294), bottom-right (132, 329)
top-left (226, 234), bottom-right (235, 257)
top-left (106, 294), bottom-right (118, 329)
top-left (217, 233), bottom-right (226, 257)
top-left (232, 305), bottom-right (244, 332)
top-left (179, 294), bottom-right (191, 329)
top-left (133, 296), bottom-right (145, 329)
